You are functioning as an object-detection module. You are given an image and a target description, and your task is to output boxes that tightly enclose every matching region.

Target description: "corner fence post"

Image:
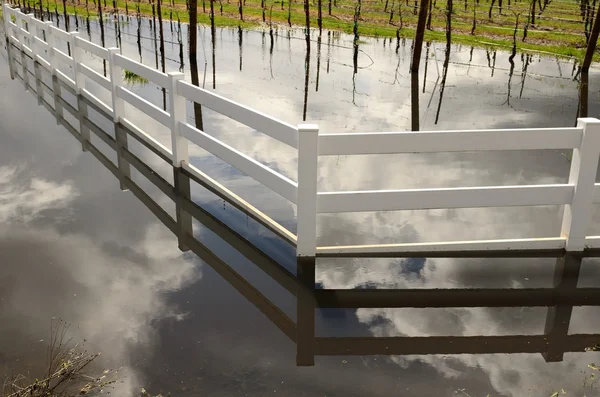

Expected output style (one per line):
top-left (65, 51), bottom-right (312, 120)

top-left (296, 124), bottom-right (319, 257)
top-left (70, 31), bottom-right (88, 151)
top-left (561, 118), bottom-right (600, 251)
top-left (107, 47), bottom-right (131, 191)
top-left (168, 71), bottom-right (192, 252)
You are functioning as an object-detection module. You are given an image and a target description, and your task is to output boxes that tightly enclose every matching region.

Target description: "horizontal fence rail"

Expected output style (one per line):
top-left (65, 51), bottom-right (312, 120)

top-left (318, 127), bottom-right (585, 156)
top-left (5, 4), bottom-right (600, 258)
top-left (179, 122), bottom-right (298, 203)
top-left (316, 184), bottom-right (576, 214)
top-left (177, 80), bottom-right (299, 149)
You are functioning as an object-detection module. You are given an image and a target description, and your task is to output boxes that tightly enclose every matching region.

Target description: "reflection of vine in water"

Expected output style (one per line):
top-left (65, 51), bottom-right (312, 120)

top-left (485, 49), bottom-right (497, 77)
top-left (98, 0), bottom-right (107, 76)
top-left (422, 41), bottom-right (430, 93)
top-left (269, 4), bottom-right (275, 79)
top-left (177, 14), bottom-right (184, 72)
top-left (157, 0), bottom-right (167, 110)
top-left (315, 32), bottom-right (322, 90)
top-left (579, 0), bottom-right (600, 119)
top-left (302, 36), bottom-right (310, 121)
top-left (150, 0), bottom-right (159, 71)
top-left (238, 25), bottom-right (243, 71)
top-left (112, 0), bottom-right (122, 48)
top-left (189, 0), bottom-right (204, 130)
top-left (210, 0), bottom-right (216, 89)
top-left (434, 0), bottom-right (452, 125)
top-left (349, 0), bottom-right (365, 107)
top-left (503, 10), bottom-right (523, 108)
top-left (326, 30), bottom-right (331, 73)
top-left (519, 53), bottom-right (532, 99)
top-left (136, 0), bottom-right (142, 61)
top-left (410, 0), bottom-right (429, 131)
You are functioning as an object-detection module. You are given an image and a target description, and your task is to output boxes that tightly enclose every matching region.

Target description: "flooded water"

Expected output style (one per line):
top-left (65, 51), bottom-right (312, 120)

top-left (2, 12), bottom-right (600, 397)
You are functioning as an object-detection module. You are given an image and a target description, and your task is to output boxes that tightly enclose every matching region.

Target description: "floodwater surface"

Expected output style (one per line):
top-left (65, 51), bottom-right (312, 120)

top-left (1, 13), bottom-right (600, 397)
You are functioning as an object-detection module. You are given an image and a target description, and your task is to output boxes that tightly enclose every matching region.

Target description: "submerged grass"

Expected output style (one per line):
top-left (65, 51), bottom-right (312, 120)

top-left (1, 319), bottom-right (169, 397)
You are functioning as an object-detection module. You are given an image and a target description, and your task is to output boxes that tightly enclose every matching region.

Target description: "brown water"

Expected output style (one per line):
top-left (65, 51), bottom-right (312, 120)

top-left (1, 13), bottom-right (600, 397)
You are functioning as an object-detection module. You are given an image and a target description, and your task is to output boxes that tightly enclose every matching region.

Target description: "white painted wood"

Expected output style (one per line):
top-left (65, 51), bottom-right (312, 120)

top-left (116, 85), bottom-right (171, 127)
top-left (28, 16), bottom-right (46, 30)
top-left (4, 6), bottom-right (17, 81)
top-left (316, 237), bottom-right (567, 256)
top-left (19, 27), bottom-right (30, 38)
top-left (35, 54), bottom-right (51, 70)
top-left (4, 5), bottom-right (16, 80)
top-left (69, 31), bottom-right (84, 95)
top-left (296, 124), bottom-right (319, 257)
top-left (55, 69), bottom-right (76, 90)
top-left (44, 21), bottom-right (64, 124)
top-left (53, 47), bottom-right (72, 65)
top-left (107, 48), bottom-right (124, 123)
top-left (27, 16), bottom-right (43, 104)
top-left (584, 236), bottom-right (600, 249)
top-left (120, 117), bottom-right (172, 159)
top-left (177, 80), bottom-right (299, 149)
top-left (113, 53), bottom-right (169, 88)
top-left (48, 24), bottom-right (70, 42)
top-left (80, 63), bottom-right (111, 90)
top-left (74, 35), bottom-right (108, 59)
top-left (180, 122), bottom-right (298, 203)
top-left (181, 161), bottom-right (298, 245)
top-left (22, 13), bottom-right (33, 49)
top-left (26, 13), bottom-right (36, 51)
top-left (561, 118), bottom-right (600, 251)
top-left (33, 36), bottom-right (48, 49)
top-left (16, 12), bottom-right (28, 90)
top-left (2, 5), bottom-right (11, 39)
top-left (168, 72), bottom-right (188, 167)
top-left (317, 184), bottom-right (575, 214)
top-left (81, 88), bottom-right (113, 115)
top-left (318, 128), bottom-right (584, 156)
top-left (22, 44), bottom-right (33, 56)
top-left (43, 22), bottom-right (56, 72)
top-left (594, 183), bottom-right (600, 203)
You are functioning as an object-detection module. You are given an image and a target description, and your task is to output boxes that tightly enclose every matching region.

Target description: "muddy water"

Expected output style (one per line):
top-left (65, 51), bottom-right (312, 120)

top-left (2, 12), bottom-right (600, 397)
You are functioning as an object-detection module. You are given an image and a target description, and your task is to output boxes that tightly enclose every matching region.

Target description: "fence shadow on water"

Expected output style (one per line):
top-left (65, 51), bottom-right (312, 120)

top-left (7, 38), bottom-right (600, 367)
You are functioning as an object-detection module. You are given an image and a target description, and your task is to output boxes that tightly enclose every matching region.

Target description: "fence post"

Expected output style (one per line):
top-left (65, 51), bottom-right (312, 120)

top-left (107, 47), bottom-right (131, 191)
top-left (168, 71), bottom-right (192, 251)
top-left (168, 72), bottom-right (188, 167)
top-left (70, 31), bottom-right (89, 151)
top-left (3, 4), bottom-right (16, 80)
top-left (45, 22), bottom-right (63, 124)
top-left (17, 11), bottom-right (29, 90)
top-left (561, 117), bottom-right (600, 251)
top-left (69, 32), bottom-right (83, 94)
top-left (28, 14), bottom-right (44, 105)
top-left (296, 124), bottom-right (319, 257)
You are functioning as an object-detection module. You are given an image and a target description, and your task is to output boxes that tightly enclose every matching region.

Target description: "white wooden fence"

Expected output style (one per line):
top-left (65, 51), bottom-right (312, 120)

top-left (5, 4), bottom-right (600, 258)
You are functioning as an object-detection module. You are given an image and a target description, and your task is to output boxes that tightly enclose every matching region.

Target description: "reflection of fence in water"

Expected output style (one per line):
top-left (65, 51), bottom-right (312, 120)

top-left (6, 3), bottom-right (600, 260)
top-left (6, 55), bottom-right (600, 367)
